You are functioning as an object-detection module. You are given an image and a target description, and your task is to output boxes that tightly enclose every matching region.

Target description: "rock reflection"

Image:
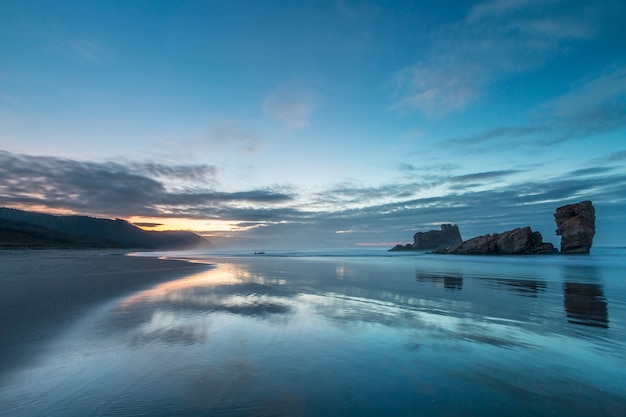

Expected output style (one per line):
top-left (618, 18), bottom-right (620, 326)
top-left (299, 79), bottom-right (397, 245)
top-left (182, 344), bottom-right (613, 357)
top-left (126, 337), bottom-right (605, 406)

top-left (477, 278), bottom-right (546, 297)
top-left (561, 265), bottom-right (609, 328)
top-left (563, 283), bottom-right (609, 328)
top-left (416, 272), bottom-right (463, 291)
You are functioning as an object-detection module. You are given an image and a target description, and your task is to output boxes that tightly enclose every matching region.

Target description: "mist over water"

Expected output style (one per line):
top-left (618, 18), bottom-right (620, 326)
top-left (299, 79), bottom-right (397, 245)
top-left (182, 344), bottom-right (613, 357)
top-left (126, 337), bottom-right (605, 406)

top-left (2, 249), bottom-right (625, 416)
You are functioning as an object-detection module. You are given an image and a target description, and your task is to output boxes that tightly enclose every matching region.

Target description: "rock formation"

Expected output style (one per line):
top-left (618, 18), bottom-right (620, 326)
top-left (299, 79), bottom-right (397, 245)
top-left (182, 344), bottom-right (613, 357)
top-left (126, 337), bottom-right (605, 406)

top-left (390, 224), bottom-right (462, 251)
top-left (442, 227), bottom-right (556, 255)
top-left (391, 200), bottom-right (596, 255)
top-left (554, 201), bottom-right (595, 254)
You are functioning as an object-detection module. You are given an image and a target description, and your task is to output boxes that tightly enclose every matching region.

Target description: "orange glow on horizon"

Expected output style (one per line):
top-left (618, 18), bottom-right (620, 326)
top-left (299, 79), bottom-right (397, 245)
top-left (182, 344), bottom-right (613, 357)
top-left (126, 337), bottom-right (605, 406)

top-left (8, 204), bottom-right (77, 216)
top-left (117, 266), bottom-right (242, 309)
top-left (126, 216), bottom-right (256, 234)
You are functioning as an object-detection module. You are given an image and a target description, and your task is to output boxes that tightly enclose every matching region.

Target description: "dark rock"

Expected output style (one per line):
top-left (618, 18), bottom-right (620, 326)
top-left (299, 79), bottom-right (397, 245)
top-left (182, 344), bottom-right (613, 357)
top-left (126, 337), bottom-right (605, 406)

top-left (414, 224), bottom-right (463, 249)
top-left (389, 224), bottom-right (462, 251)
top-left (445, 227), bottom-right (556, 255)
top-left (390, 243), bottom-right (414, 251)
top-left (554, 200), bottom-right (595, 254)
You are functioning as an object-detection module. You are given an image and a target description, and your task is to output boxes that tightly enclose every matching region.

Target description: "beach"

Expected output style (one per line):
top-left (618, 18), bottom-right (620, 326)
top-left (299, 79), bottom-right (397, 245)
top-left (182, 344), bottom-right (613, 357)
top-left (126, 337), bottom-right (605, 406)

top-left (1, 248), bottom-right (625, 416)
top-left (0, 249), bottom-right (210, 375)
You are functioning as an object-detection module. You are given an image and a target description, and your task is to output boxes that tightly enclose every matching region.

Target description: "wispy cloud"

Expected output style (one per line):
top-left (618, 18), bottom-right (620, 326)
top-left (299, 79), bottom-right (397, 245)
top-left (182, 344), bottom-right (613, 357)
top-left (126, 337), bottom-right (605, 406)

top-left (0, 151), bottom-right (292, 218)
top-left (201, 117), bottom-right (265, 156)
top-left (131, 162), bottom-right (217, 184)
top-left (444, 66), bottom-right (626, 148)
top-left (448, 170), bottom-right (521, 183)
top-left (263, 84), bottom-right (320, 128)
top-left (390, 0), bottom-right (597, 116)
top-left (2, 148), bottom-right (625, 248)
top-left (541, 66), bottom-right (626, 136)
top-left (69, 37), bottom-right (109, 63)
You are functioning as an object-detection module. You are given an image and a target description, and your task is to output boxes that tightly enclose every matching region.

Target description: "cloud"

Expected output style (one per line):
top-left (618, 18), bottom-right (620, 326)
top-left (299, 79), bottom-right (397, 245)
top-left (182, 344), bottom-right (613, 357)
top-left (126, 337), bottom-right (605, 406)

top-left (235, 150), bottom-right (626, 247)
top-left (132, 222), bottom-right (163, 228)
top-left (443, 66), bottom-right (626, 149)
top-left (69, 37), bottom-right (109, 63)
top-left (541, 66), bottom-right (626, 136)
top-left (466, 0), bottom-right (545, 23)
top-left (446, 126), bottom-right (548, 148)
top-left (263, 84), bottom-right (320, 128)
top-left (390, 0), bottom-right (598, 116)
top-left (132, 162), bottom-right (217, 184)
top-left (201, 118), bottom-right (265, 155)
top-left (592, 150), bottom-right (626, 164)
top-left (0, 151), bottom-right (293, 218)
top-left (448, 170), bottom-right (521, 183)
top-left (2, 148), bottom-right (625, 248)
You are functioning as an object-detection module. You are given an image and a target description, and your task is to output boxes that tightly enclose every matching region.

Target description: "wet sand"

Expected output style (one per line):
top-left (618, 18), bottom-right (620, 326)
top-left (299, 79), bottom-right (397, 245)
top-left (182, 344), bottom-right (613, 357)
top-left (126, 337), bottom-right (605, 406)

top-left (0, 249), bottom-right (209, 375)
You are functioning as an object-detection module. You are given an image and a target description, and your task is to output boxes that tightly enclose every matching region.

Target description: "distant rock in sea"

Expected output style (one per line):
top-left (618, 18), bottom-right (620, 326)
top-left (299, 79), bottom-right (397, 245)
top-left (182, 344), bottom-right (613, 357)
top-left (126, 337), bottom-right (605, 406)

top-left (555, 200), bottom-right (595, 254)
top-left (392, 200), bottom-right (597, 256)
top-left (442, 227), bottom-right (556, 255)
top-left (390, 224), bottom-right (462, 252)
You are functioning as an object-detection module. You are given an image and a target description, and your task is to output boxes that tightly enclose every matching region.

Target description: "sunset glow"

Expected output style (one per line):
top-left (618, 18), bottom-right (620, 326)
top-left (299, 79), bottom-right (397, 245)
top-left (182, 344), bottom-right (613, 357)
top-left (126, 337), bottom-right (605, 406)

top-left (1, 1), bottom-right (625, 248)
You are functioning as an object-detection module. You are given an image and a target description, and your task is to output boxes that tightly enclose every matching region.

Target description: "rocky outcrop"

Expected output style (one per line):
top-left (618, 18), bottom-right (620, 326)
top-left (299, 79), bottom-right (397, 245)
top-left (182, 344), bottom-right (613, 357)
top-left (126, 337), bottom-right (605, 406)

top-left (414, 224), bottom-right (462, 249)
top-left (443, 227), bottom-right (556, 255)
top-left (390, 224), bottom-right (462, 251)
top-left (555, 200), bottom-right (595, 254)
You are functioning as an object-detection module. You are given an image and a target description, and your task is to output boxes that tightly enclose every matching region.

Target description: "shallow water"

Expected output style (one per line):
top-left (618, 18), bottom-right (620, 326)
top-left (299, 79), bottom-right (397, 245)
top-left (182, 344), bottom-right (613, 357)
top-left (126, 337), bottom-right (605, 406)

top-left (1, 249), bottom-right (625, 416)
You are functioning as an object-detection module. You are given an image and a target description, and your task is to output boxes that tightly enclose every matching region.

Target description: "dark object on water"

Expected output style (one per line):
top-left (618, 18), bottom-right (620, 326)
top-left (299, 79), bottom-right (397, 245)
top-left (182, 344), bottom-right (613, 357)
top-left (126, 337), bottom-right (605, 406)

top-left (554, 200), bottom-right (595, 254)
top-left (390, 224), bottom-right (462, 252)
top-left (444, 227), bottom-right (556, 255)
top-left (392, 200), bottom-right (596, 256)
top-left (254, 251), bottom-right (266, 255)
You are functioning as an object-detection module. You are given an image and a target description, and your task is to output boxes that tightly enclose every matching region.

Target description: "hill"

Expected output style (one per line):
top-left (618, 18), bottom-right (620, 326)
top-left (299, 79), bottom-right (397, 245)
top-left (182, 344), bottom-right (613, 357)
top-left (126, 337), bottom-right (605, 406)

top-left (0, 208), bottom-right (213, 249)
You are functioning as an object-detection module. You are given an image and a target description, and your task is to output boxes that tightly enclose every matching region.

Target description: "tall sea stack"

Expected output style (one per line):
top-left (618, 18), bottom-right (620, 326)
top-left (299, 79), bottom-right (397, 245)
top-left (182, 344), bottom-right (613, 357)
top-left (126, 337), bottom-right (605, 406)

top-left (554, 201), bottom-right (595, 254)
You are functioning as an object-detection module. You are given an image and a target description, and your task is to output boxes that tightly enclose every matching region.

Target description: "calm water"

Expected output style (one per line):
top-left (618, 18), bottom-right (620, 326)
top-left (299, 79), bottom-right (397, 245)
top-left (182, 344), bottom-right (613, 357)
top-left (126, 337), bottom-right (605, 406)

top-left (1, 249), bottom-right (625, 416)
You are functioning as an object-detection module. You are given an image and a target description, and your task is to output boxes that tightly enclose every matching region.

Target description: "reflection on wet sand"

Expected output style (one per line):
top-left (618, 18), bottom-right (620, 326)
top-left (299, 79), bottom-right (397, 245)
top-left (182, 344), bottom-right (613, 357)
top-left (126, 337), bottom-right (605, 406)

top-left (111, 264), bottom-right (295, 346)
top-left (560, 265), bottom-right (609, 328)
top-left (416, 272), bottom-right (463, 290)
top-left (563, 283), bottom-right (609, 328)
top-left (477, 278), bottom-right (547, 297)
top-left (2, 253), bottom-right (625, 417)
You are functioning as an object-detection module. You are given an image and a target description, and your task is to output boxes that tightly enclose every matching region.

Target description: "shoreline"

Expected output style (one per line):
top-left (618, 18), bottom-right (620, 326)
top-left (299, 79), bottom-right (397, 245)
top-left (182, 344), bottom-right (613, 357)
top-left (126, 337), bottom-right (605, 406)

top-left (0, 249), bottom-right (210, 375)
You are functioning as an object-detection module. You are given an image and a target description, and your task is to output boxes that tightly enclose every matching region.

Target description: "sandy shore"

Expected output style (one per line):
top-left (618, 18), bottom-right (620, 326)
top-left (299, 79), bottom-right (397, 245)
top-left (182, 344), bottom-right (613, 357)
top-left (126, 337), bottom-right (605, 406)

top-left (0, 249), bottom-right (209, 375)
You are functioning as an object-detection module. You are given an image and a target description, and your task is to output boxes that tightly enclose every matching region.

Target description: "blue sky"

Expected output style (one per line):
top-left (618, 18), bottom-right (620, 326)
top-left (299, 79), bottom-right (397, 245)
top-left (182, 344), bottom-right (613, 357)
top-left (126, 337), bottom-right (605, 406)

top-left (1, 0), bottom-right (625, 249)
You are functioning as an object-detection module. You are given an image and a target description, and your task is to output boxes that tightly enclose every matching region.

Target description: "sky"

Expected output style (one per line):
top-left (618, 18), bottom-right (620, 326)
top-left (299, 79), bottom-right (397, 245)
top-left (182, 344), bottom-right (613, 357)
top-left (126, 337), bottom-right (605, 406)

top-left (1, 0), bottom-right (625, 249)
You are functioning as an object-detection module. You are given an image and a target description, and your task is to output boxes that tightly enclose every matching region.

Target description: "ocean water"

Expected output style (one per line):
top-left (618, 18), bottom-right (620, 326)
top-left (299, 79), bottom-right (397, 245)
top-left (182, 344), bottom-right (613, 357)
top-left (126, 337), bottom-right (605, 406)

top-left (1, 248), bottom-right (625, 416)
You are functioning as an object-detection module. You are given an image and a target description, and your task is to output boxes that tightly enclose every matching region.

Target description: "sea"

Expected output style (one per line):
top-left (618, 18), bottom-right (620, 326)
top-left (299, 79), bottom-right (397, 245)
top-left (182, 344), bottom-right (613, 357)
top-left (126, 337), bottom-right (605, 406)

top-left (1, 247), bottom-right (625, 416)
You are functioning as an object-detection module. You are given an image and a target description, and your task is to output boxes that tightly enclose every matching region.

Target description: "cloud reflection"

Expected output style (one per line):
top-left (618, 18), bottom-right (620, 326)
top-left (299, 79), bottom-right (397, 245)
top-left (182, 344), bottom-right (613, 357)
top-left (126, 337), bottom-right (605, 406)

top-left (107, 256), bottom-right (615, 353)
top-left (112, 264), bottom-right (294, 346)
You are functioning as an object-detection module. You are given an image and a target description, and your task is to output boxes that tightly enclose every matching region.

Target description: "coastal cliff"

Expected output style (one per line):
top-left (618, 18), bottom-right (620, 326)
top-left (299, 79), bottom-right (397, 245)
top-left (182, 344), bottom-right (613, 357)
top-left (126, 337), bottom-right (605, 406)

top-left (0, 207), bottom-right (213, 249)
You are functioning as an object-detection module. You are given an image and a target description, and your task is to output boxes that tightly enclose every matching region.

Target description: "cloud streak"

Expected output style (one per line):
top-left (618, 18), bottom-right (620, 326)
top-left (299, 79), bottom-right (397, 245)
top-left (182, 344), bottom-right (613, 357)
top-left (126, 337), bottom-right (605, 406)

top-left (390, 0), bottom-right (598, 116)
top-left (263, 84), bottom-right (320, 128)
top-left (0, 151), bottom-right (292, 218)
top-left (1, 148), bottom-right (625, 247)
top-left (443, 66), bottom-right (626, 149)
